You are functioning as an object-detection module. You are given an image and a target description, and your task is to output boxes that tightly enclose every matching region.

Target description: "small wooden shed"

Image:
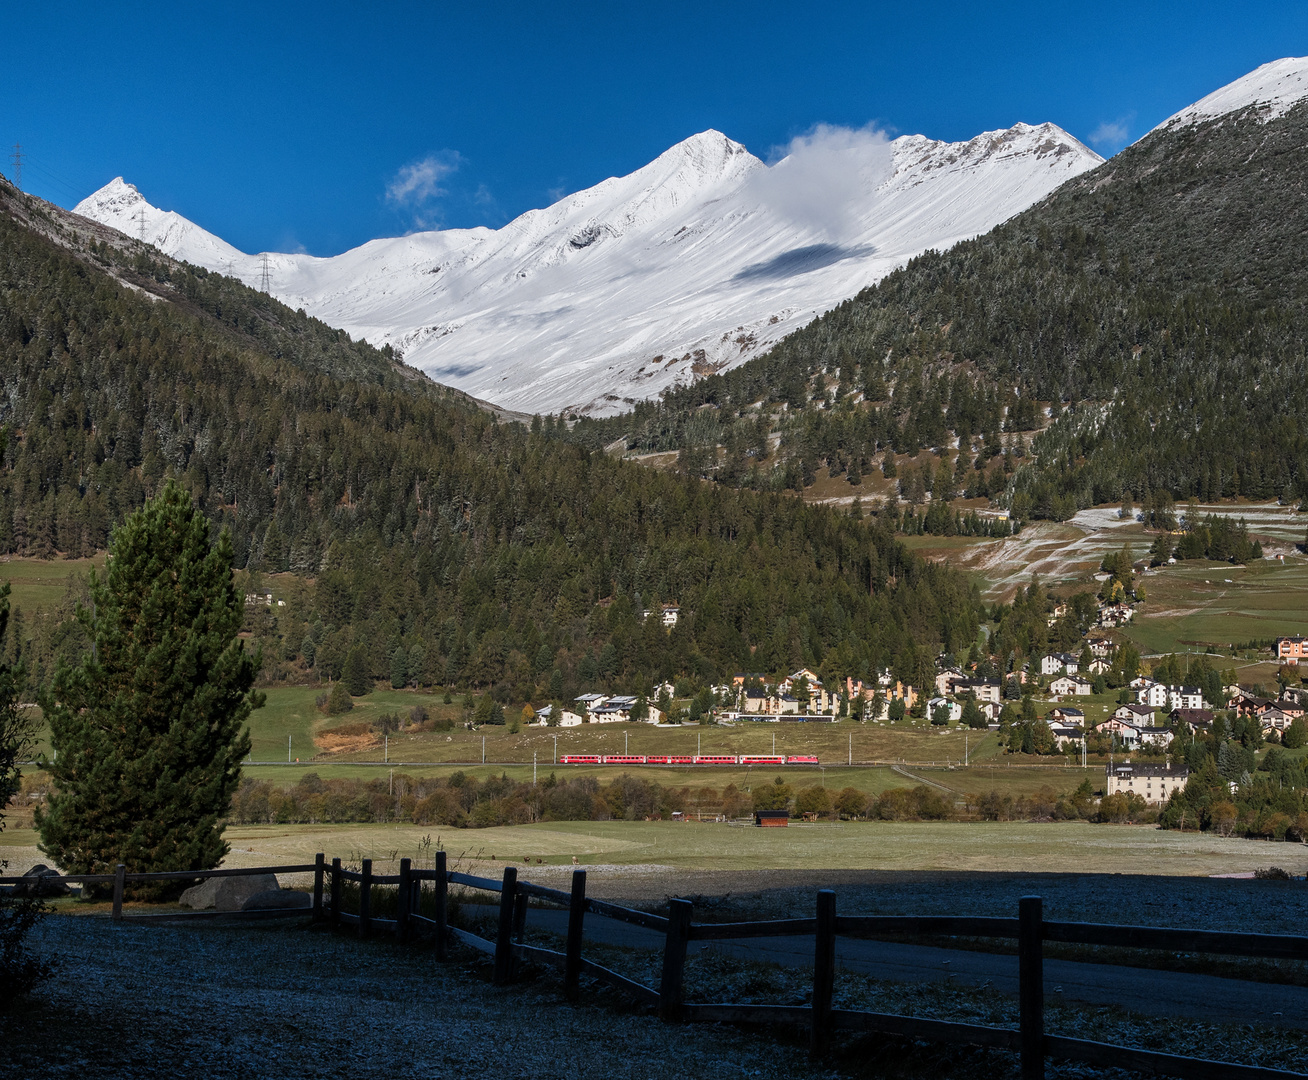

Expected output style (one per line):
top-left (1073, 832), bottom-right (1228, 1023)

top-left (754, 810), bottom-right (789, 827)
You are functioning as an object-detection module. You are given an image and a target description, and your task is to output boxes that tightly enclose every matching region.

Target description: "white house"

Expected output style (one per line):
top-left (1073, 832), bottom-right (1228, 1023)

top-left (1166, 685), bottom-right (1205, 711)
top-left (1041, 653), bottom-right (1079, 676)
top-left (1104, 761), bottom-right (1187, 804)
top-left (1050, 674), bottom-right (1092, 696)
top-left (1137, 683), bottom-right (1170, 709)
top-left (1087, 636), bottom-right (1115, 657)
top-left (1114, 703), bottom-right (1156, 725)
top-left (927, 697), bottom-right (963, 723)
top-left (1049, 724), bottom-right (1083, 750)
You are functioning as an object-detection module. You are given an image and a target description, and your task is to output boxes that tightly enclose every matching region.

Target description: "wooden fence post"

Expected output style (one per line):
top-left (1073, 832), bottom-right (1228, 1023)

top-left (111, 864), bottom-right (126, 921)
top-left (434, 850), bottom-right (448, 962)
top-left (510, 878), bottom-right (529, 977)
top-left (1019, 895), bottom-right (1044, 1080)
top-left (564, 868), bottom-right (587, 1001)
top-left (330, 857), bottom-right (342, 928)
top-left (312, 853), bottom-right (325, 923)
top-left (359, 858), bottom-right (373, 938)
top-left (397, 858), bottom-right (412, 943)
top-left (811, 889), bottom-right (836, 1058)
top-left (493, 866), bottom-right (518, 986)
top-left (659, 897), bottom-right (693, 1021)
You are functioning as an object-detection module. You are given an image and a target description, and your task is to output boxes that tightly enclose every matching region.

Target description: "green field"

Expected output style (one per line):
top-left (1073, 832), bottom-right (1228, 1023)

top-left (5, 818), bottom-right (1293, 879)
top-left (0, 555), bottom-right (102, 615)
top-left (1122, 557), bottom-right (1308, 657)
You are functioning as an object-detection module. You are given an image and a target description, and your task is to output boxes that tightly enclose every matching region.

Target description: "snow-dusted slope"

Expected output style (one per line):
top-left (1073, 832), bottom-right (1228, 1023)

top-left (1155, 55), bottom-right (1308, 130)
top-left (76, 125), bottom-right (1100, 415)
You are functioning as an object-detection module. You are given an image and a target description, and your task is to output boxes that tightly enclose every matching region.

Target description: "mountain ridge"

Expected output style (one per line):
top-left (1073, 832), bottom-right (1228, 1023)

top-left (74, 123), bottom-right (1100, 415)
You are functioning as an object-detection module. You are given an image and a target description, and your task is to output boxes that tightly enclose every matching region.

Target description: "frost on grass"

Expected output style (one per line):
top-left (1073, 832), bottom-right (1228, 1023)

top-left (2, 916), bottom-right (827, 1080)
top-left (571, 938), bottom-right (1308, 1077)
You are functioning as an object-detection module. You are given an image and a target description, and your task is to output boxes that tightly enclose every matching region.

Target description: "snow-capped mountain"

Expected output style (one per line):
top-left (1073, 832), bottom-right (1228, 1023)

top-left (1155, 55), bottom-right (1308, 131)
top-left (76, 124), bottom-right (1101, 415)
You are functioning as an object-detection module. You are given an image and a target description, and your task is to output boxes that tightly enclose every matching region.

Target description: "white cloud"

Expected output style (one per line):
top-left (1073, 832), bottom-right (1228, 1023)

top-left (386, 151), bottom-right (463, 207)
top-left (1088, 118), bottom-right (1132, 154)
top-left (747, 124), bottom-right (895, 240)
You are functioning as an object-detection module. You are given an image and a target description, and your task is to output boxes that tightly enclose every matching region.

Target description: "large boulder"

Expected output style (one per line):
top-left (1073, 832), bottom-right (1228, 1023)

top-left (179, 877), bottom-right (221, 909)
top-left (241, 889), bottom-right (311, 911)
top-left (179, 873), bottom-right (280, 911)
top-left (15, 864), bottom-right (69, 897)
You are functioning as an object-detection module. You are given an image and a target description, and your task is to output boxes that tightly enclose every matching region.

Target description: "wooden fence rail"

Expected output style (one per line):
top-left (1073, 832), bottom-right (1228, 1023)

top-left (8, 857), bottom-right (1306, 1080)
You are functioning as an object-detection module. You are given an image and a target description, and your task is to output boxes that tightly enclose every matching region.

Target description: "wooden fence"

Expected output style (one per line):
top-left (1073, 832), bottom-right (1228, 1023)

top-left (5, 857), bottom-right (1306, 1080)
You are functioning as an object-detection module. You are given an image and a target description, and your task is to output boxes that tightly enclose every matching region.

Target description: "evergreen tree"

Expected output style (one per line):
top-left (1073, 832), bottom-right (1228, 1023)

top-left (37, 482), bottom-right (260, 883)
top-left (326, 681), bottom-right (353, 715)
top-left (343, 646), bottom-right (370, 696)
top-left (0, 585), bottom-right (32, 831)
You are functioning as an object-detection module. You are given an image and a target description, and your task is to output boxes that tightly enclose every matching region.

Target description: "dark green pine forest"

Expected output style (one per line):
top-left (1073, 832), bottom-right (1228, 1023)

top-left (573, 99), bottom-right (1308, 520)
top-left (0, 177), bottom-right (982, 700)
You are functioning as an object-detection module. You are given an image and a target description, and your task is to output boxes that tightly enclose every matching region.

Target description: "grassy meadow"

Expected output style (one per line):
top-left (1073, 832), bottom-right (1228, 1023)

top-left (5, 817), bottom-right (1295, 879)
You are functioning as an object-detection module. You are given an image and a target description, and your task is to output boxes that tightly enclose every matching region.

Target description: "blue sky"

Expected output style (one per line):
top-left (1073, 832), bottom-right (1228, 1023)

top-left (5, 2), bottom-right (1307, 255)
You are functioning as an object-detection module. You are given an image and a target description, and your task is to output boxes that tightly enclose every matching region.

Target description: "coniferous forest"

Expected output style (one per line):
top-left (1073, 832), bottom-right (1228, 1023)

top-left (571, 100), bottom-right (1308, 520)
top-left (0, 177), bottom-right (982, 700)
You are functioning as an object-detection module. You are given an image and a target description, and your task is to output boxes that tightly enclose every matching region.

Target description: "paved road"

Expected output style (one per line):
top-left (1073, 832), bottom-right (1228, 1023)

top-left (469, 905), bottom-right (1308, 1029)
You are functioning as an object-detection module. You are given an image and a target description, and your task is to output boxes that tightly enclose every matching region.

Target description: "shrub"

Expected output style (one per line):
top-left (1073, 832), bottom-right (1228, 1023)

top-left (326, 681), bottom-right (353, 715)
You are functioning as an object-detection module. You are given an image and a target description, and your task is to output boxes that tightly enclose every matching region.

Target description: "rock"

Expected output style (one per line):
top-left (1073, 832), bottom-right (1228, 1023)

top-left (180, 873), bottom-right (280, 911)
top-left (241, 889), bottom-right (311, 911)
top-left (16, 864), bottom-right (69, 897)
top-left (179, 877), bottom-right (221, 910)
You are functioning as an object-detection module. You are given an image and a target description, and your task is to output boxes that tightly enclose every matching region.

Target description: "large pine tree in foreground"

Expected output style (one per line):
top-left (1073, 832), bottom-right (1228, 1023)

top-left (37, 481), bottom-right (261, 880)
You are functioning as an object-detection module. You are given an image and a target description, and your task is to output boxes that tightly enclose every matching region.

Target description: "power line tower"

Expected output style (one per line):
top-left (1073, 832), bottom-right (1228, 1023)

top-left (259, 253), bottom-right (271, 293)
top-left (133, 206), bottom-right (148, 244)
top-left (10, 143), bottom-right (23, 189)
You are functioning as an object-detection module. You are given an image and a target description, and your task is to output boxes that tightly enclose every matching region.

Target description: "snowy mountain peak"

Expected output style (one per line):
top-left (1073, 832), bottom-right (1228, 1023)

top-left (1155, 56), bottom-right (1308, 131)
top-left (890, 122), bottom-right (1100, 182)
top-left (73, 121), bottom-right (1101, 415)
top-left (74, 178), bottom-right (244, 268)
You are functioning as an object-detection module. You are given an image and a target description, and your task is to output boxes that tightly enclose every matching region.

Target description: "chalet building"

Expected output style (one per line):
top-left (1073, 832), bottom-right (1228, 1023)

top-left (1104, 761), bottom-right (1188, 804)
top-left (956, 679), bottom-right (1003, 704)
top-left (1050, 674), bottom-right (1093, 696)
top-left (1050, 724), bottom-right (1083, 750)
top-left (1276, 636), bottom-right (1308, 666)
top-left (927, 697), bottom-right (963, 723)
top-left (1170, 708), bottom-right (1214, 733)
top-left (935, 667), bottom-right (969, 695)
top-left (1048, 706), bottom-right (1085, 724)
top-left (1041, 652), bottom-right (1079, 676)
top-left (1114, 703), bottom-right (1156, 725)
top-left (1259, 708), bottom-right (1295, 734)
top-left (1096, 718), bottom-right (1173, 750)
top-left (1087, 636), bottom-right (1115, 657)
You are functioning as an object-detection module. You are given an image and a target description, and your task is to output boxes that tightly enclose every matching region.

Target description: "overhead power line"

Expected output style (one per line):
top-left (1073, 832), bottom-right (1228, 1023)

top-left (10, 143), bottom-right (23, 189)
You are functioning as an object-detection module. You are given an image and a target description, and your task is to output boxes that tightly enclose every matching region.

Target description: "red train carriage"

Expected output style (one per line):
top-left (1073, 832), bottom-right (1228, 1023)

top-left (602, 755), bottom-right (647, 765)
top-left (559, 755), bottom-right (601, 764)
top-left (644, 755), bottom-right (670, 765)
top-left (785, 755), bottom-right (820, 764)
top-left (692, 755), bottom-right (738, 765)
top-left (739, 755), bottom-right (785, 765)
top-left (666, 755), bottom-right (695, 765)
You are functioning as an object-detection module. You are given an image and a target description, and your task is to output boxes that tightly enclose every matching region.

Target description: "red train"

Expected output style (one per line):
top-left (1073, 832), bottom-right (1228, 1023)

top-left (557, 754), bottom-right (820, 765)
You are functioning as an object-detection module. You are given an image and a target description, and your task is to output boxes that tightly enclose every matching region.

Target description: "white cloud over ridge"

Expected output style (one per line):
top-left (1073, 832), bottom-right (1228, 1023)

top-left (1088, 117), bottom-right (1132, 153)
top-left (386, 151), bottom-right (463, 207)
top-left (748, 124), bottom-right (895, 241)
